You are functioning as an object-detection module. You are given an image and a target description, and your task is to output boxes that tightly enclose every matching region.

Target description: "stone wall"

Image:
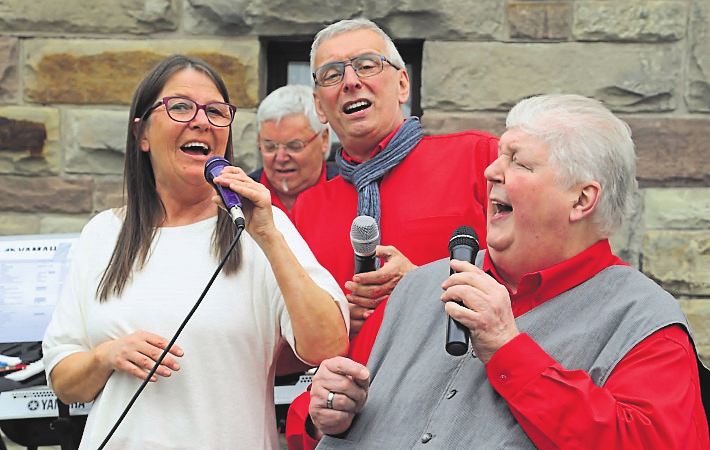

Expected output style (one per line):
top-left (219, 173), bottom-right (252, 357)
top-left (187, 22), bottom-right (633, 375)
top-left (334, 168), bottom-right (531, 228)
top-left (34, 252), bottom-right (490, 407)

top-left (1, 0), bottom-right (709, 359)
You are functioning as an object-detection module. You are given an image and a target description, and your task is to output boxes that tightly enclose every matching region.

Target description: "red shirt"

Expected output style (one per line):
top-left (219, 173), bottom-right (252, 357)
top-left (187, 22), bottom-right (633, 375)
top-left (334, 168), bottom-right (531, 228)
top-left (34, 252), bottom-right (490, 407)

top-left (484, 240), bottom-right (709, 449)
top-left (259, 161), bottom-right (331, 222)
top-left (291, 127), bottom-right (499, 294)
top-left (288, 240), bottom-right (710, 449)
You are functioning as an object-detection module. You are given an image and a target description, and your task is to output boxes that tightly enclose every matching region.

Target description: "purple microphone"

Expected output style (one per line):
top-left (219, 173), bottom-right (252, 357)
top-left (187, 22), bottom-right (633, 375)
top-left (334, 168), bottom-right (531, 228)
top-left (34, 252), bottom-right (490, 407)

top-left (204, 156), bottom-right (245, 227)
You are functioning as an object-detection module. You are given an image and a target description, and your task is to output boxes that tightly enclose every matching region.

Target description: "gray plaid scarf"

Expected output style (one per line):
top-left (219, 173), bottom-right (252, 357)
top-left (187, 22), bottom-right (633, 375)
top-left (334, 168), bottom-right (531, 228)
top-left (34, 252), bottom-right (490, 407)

top-left (336, 117), bottom-right (424, 226)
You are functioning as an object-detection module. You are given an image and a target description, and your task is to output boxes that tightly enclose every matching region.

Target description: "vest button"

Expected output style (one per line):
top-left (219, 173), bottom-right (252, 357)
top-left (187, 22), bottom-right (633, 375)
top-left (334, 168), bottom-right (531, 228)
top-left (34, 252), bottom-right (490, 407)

top-left (446, 389), bottom-right (457, 399)
top-left (421, 433), bottom-right (433, 443)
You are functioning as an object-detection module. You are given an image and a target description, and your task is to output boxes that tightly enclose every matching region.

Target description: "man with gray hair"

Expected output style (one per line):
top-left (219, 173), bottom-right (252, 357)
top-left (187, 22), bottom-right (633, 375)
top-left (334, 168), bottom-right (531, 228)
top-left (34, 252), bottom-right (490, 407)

top-left (249, 84), bottom-right (338, 220)
top-left (306, 94), bottom-right (709, 449)
top-left (291, 17), bottom-right (497, 344)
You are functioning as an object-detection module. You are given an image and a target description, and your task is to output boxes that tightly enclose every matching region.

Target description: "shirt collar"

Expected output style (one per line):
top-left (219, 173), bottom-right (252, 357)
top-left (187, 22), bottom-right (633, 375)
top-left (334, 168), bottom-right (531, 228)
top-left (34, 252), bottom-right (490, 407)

top-left (482, 239), bottom-right (628, 316)
top-left (340, 123), bottom-right (404, 164)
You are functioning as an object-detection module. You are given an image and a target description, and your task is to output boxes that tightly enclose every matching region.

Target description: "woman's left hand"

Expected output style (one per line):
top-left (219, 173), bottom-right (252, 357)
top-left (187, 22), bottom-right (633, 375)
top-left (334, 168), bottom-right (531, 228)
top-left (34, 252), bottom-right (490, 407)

top-left (210, 165), bottom-right (276, 241)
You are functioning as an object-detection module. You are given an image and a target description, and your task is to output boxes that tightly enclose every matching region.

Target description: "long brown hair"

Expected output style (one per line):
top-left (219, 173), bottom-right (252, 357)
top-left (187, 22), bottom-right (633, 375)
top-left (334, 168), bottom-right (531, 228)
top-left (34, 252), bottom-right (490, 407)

top-left (97, 55), bottom-right (242, 302)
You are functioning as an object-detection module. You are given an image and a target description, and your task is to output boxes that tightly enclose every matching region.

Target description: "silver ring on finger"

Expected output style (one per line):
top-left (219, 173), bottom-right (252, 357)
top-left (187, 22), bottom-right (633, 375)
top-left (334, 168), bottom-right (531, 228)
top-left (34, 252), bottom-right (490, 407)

top-left (326, 391), bottom-right (335, 409)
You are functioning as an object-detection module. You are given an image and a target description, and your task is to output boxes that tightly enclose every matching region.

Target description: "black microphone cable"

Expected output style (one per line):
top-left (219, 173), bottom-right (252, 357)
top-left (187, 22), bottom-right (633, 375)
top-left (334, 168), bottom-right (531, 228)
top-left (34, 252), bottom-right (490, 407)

top-left (97, 220), bottom-right (244, 450)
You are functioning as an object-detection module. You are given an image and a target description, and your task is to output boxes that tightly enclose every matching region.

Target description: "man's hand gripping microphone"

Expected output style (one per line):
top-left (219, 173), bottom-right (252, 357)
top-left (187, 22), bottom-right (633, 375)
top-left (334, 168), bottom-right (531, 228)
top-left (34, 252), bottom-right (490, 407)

top-left (204, 156), bottom-right (246, 229)
top-left (446, 225), bottom-right (479, 356)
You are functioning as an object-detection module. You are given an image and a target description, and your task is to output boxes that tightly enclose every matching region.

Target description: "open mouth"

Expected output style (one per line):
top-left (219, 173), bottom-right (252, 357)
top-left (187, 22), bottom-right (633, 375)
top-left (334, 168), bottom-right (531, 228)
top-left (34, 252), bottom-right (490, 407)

top-left (181, 142), bottom-right (210, 156)
top-left (492, 200), bottom-right (513, 215)
top-left (343, 100), bottom-right (371, 115)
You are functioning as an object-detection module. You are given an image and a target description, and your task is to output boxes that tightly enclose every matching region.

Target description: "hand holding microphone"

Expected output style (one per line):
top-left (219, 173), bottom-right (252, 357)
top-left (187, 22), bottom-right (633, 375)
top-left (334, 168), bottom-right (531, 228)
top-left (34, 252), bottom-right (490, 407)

top-left (347, 217), bottom-right (419, 337)
top-left (350, 215), bottom-right (380, 274)
top-left (204, 156), bottom-right (246, 228)
top-left (445, 225), bottom-right (479, 356)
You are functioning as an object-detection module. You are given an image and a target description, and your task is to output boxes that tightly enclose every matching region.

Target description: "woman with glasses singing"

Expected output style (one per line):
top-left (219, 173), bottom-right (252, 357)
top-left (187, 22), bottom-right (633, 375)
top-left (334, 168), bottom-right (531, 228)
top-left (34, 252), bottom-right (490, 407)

top-left (42, 55), bottom-right (349, 450)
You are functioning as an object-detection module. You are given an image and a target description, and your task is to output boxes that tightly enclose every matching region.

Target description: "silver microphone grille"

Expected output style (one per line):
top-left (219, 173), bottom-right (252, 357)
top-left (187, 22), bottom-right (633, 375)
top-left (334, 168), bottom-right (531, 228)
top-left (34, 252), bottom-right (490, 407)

top-left (350, 215), bottom-right (380, 256)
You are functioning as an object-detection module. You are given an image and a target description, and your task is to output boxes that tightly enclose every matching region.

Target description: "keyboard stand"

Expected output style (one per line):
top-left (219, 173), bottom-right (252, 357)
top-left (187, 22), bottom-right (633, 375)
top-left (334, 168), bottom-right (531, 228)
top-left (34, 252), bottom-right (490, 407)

top-left (1, 415), bottom-right (85, 450)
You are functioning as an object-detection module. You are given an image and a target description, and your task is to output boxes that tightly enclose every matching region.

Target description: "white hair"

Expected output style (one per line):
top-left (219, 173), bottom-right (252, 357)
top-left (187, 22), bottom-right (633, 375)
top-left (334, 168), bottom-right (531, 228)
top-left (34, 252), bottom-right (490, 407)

top-left (310, 18), bottom-right (406, 73)
top-left (506, 94), bottom-right (638, 237)
top-left (257, 84), bottom-right (328, 141)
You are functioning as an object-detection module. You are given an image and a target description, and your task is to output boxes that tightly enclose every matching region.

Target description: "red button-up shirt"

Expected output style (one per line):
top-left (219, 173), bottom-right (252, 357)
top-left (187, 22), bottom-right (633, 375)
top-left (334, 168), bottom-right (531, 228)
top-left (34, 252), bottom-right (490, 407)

top-left (287, 240), bottom-right (709, 449)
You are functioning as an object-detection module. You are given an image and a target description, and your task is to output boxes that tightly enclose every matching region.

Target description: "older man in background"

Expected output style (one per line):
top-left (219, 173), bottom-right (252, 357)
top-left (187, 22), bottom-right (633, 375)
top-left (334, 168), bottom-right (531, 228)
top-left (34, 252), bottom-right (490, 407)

top-left (249, 84), bottom-right (338, 220)
top-left (291, 18), bottom-right (498, 344)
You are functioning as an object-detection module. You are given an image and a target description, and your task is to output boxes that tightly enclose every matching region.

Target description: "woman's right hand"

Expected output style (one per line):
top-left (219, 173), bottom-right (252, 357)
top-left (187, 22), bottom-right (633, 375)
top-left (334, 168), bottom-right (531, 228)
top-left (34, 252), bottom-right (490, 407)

top-left (49, 330), bottom-right (184, 405)
top-left (210, 165), bottom-right (277, 243)
top-left (94, 330), bottom-right (184, 382)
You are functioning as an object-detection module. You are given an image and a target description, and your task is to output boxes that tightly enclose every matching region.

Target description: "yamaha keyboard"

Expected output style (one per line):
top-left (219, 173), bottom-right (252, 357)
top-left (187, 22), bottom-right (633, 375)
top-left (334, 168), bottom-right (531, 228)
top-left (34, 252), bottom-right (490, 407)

top-left (0, 386), bottom-right (92, 420)
top-left (275, 373), bottom-right (312, 405)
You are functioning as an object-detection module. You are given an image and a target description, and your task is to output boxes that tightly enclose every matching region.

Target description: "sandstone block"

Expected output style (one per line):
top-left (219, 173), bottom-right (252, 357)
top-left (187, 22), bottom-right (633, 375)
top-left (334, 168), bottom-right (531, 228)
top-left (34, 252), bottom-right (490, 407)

top-left (508, 2), bottom-right (572, 40)
top-left (609, 190), bottom-right (645, 269)
top-left (377, 0), bottom-right (504, 40)
top-left (66, 109), bottom-right (128, 175)
top-left (0, 106), bottom-right (60, 175)
top-left (687, 0), bottom-right (710, 111)
top-left (0, 37), bottom-right (19, 104)
top-left (94, 178), bottom-right (125, 213)
top-left (40, 215), bottom-right (92, 235)
top-left (0, 176), bottom-right (93, 214)
top-left (573, 1), bottom-right (686, 42)
top-left (644, 188), bottom-right (710, 229)
top-left (232, 110), bottom-right (259, 173)
top-left (23, 40), bottom-right (259, 109)
top-left (0, 213), bottom-right (41, 236)
top-left (420, 111), bottom-right (507, 137)
top-left (625, 118), bottom-right (710, 186)
top-left (0, 1), bottom-right (179, 34)
top-left (643, 230), bottom-right (710, 296)
top-left (422, 41), bottom-right (681, 113)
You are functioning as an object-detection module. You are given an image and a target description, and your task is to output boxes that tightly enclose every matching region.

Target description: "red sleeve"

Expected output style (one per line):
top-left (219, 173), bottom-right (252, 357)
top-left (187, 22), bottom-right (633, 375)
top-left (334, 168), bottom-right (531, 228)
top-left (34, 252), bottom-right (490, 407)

top-left (348, 298), bottom-right (388, 366)
top-left (486, 326), bottom-right (710, 449)
top-left (285, 390), bottom-right (320, 450)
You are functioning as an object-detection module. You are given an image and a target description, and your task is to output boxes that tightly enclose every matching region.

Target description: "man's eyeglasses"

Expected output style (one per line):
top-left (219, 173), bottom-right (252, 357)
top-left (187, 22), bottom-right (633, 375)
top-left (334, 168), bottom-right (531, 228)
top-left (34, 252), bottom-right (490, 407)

top-left (312, 53), bottom-right (401, 87)
top-left (144, 96), bottom-right (237, 127)
top-left (259, 130), bottom-right (323, 155)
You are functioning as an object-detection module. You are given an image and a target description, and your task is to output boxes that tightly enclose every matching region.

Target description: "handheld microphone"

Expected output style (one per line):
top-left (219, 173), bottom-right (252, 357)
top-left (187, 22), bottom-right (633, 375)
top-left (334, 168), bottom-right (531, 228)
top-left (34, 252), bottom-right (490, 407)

top-left (446, 225), bottom-right (479, 356)
top-left (350, 215), bottom-right (379, 274)
top-left (204, 156), bottom-right (246, 228)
